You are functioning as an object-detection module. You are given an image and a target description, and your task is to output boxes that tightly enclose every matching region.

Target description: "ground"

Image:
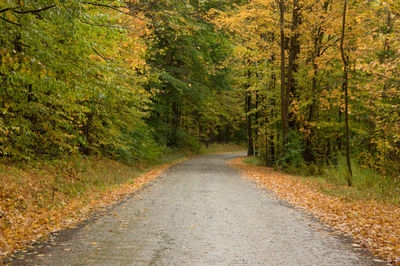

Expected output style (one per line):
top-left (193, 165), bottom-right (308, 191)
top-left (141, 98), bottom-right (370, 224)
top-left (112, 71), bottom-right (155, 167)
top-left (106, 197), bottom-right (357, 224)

top-left (8, 153), bottom-right (381, 265)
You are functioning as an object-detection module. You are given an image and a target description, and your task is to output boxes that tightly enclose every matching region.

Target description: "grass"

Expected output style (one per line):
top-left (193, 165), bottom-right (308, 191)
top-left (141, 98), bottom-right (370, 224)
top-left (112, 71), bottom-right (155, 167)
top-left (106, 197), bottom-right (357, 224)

top-left (0, 157), bottom-right (135, 211)
top-left (242, 156), bottom-right (262, 166)
top-left (199, 143), bottom-right (246, 154)
top-left (318, 157), bottom-right (400, 204)
top-left (242, 155), bottom-right (400, 205)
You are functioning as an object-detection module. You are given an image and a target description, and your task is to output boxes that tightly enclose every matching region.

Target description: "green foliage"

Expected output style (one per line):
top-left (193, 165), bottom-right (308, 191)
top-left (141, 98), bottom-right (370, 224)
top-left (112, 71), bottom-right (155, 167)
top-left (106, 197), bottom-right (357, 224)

top-left (0, 0), bottom-right (244, 163)
top-left (277, 130), bottom-right (305, 172)
top-left (143, 0), bottom-right (245, 149)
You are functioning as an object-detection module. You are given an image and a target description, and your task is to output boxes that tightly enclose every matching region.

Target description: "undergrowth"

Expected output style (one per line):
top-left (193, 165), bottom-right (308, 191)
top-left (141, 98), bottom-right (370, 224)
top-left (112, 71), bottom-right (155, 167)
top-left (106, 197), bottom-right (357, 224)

top-left (242, 155), bottom-right (399, 205)
top-left (199, 143), bottom-right (245, 154)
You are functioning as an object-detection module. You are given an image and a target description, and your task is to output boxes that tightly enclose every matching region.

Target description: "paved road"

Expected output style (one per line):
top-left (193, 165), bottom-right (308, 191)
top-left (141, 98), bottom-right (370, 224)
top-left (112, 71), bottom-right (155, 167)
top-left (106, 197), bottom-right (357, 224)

top-left (12, 153), bottom-right (379, 265)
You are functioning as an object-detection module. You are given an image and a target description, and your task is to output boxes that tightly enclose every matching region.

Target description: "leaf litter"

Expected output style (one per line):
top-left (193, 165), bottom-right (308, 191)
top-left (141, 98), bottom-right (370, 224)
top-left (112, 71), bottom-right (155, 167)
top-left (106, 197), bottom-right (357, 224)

top-left (230, 157), bottom-right (400, 265)
top-left (0, 158), bottom-right (186, 262)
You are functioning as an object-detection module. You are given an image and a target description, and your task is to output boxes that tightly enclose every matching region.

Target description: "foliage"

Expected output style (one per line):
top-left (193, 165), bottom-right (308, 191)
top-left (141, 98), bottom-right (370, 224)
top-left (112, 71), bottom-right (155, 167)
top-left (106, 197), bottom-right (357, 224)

top-left (277, 130), bottom-right (305, 171)
top-left (0, 0), bottom-right (244, 162)
top-left (212, 0), bottom-right (400, 184)
top-left (0, 0), bottom-right (153, 160)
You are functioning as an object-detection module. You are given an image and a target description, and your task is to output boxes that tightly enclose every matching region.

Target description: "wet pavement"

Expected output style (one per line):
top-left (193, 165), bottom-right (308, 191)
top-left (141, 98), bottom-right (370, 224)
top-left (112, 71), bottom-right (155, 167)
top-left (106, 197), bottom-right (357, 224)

top-left (10, 153), bottom-right (380, 265)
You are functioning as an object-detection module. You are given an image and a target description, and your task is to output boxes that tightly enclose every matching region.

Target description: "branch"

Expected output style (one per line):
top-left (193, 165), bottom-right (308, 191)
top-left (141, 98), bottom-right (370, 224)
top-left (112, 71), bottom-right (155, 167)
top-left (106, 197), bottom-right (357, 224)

top-left (12, 5), bottom-right (55, 14)
top-left (82, 2), bottom-right (129, 14)
top-left (60, 2), bottom-right (135, 30)
top-left (0, 16), bottom-right (21, 26)
top-left (0, 7), bottom-right (14, 14)
top-left (319, 37), bottom-right (341, 56)
top-left (91, 45), bottom-right (113, 62)
top-left (83, 2), bottom-right (152, 23)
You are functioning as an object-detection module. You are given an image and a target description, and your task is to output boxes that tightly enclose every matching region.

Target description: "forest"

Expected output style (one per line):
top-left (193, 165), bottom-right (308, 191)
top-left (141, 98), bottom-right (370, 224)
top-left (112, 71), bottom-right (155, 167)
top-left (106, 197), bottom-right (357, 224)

top-left (1, 0), bottom-right (400, 262)
top-left (1, 0), bottom-right (399, 189)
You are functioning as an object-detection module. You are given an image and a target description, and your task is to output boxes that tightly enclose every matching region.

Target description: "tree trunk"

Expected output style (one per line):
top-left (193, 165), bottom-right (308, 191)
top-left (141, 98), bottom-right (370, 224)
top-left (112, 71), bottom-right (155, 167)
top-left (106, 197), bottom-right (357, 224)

top-left (245, 58), bottom-right (254, 156)
top-left (287, 0), bottom-right (300, 130)
top-left (304, 26), bottom-right (324, 163)
top-left (246, 85), bottom-right (254, 156)
top-left (279, 0), bottom-right (288, 152)
top-left (340, 0), bottom-right (353, 185)
top-left (254, 91), bottom-right (259, 155)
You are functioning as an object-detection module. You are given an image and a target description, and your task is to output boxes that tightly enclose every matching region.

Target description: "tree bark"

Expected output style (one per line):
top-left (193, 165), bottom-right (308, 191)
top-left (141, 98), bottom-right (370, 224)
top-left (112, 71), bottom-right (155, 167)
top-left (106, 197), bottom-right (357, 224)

top-left (245, 59), bottom-right (254, 156)
top-left (287, 0), bottom-right (300, 130)
top-left (279, 0), bottom-right (288, 152)
top-left (246, 88), bottom-right (254, 156)
top-left (340, 0), bottom-right (353, 185)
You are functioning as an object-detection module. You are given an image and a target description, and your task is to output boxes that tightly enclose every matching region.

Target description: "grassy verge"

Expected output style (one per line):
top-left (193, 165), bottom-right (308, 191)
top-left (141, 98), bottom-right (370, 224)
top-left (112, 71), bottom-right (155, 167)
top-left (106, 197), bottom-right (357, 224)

top-left (243, 156), bottom-right (399, 205)
top-left (0, 153), bottom-right (189, 259)
top-left (199, 143), bottom-right (245, 154)
top-left (236, 156), bottom-right (400, 263)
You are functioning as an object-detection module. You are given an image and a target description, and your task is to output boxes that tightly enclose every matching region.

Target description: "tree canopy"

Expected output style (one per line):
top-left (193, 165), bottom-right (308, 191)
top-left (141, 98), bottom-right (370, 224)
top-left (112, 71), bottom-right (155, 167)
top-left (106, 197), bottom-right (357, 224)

top-left (1, 0), bottom-right (399, 185)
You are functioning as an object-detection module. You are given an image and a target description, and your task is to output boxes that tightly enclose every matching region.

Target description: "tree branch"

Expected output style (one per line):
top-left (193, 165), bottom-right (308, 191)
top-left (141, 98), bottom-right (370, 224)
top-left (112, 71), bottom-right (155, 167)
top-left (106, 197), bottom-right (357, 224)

top-left (91, 45), bottom-right (113, 62)
top-left (82, 2), bottom-right (129, 14)
top-left (12, 5), bottom-right (55, 14)
top-left (0, 7), bottom-right (14, 14)
top-left (0, 16), bottom-right (21, 26)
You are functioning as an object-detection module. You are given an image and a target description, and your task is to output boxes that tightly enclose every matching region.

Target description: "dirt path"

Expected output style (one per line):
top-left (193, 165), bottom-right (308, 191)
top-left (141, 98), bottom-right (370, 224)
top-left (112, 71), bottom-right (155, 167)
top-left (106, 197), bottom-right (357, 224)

top-left (10, 153), bottom-right (379, 265)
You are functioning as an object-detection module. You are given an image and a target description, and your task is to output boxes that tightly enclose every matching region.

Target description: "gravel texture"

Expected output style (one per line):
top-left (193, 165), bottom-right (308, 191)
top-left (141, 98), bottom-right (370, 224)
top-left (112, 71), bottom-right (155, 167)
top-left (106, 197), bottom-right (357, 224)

top-left (10, 153), bottom-right (380, 265)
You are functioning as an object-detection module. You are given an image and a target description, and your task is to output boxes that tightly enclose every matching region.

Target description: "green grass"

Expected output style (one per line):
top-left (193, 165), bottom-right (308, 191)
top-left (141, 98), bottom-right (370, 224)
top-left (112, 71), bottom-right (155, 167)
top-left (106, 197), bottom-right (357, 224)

top-left (318, 157), bottom-right (400, 204)
top-left (242, 155), bottom-right (399, 205)
top-left (199, 143), bottom-right (246, 154)
top-left (242, 156), bottom-right (263, 166)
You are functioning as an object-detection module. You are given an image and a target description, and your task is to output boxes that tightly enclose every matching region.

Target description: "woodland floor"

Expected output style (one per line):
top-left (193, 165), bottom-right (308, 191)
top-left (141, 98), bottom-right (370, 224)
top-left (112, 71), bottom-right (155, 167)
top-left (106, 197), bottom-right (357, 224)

top-left (5, 153), bottom-right (384, 265)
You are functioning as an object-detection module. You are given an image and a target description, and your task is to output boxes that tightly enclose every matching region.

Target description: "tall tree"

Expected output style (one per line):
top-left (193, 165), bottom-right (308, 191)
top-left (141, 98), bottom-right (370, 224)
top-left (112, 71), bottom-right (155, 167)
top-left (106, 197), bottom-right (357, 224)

top-left (339, 0), bottom-right (353, 184)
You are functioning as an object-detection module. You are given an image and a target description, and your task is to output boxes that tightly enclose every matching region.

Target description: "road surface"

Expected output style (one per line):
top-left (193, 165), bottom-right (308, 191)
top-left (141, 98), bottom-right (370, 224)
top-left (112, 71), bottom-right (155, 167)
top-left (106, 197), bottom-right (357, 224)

top-left (10, 153), bottom-right (379, 265)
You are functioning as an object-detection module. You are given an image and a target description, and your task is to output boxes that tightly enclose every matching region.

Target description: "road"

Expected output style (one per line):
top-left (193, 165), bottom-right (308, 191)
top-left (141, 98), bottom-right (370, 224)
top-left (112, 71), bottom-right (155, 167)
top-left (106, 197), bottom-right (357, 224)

top-left (11, 153), bottom-right (379, 265)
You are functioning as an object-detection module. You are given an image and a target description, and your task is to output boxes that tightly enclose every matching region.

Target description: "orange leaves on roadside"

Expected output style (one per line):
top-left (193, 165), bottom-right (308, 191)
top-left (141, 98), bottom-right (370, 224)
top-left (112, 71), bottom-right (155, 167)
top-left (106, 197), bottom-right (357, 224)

top-left (230, 157), bottom-right (400, 264)
top-left (0, 158), bottom-right (186, 261)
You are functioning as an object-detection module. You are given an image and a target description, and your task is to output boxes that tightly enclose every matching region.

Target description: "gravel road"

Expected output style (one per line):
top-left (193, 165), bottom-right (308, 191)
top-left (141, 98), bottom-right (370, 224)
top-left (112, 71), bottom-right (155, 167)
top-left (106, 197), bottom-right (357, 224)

top-left (11, 153), bottom-right (380, 265)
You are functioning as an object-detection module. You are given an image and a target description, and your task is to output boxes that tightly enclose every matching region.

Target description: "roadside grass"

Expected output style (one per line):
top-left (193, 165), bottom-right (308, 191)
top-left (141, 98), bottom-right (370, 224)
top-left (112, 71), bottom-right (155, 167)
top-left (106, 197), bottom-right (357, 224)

top-left (321, 158), bottom-right (399, 205)
top-left (0, 153), bottom-right (188, 259)
top-left (242, 156), bottom-right (262, 166)
top-left (242, 156), bottom-right (399, 205)
top-left (199, 143), bottom-right (246, 154)
top-left (0, 157), bottom-right (146, 210)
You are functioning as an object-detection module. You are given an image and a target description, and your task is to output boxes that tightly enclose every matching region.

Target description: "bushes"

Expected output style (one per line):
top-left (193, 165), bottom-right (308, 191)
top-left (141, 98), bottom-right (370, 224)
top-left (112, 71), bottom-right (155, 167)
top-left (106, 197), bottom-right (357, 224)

top-left (277, 130), bottom-right (305, 172)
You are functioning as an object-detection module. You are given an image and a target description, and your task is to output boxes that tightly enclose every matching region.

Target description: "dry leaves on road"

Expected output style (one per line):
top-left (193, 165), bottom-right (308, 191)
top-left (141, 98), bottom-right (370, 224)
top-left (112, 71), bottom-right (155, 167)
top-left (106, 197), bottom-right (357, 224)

top-left (230, 157), bottom-right (400, 265)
